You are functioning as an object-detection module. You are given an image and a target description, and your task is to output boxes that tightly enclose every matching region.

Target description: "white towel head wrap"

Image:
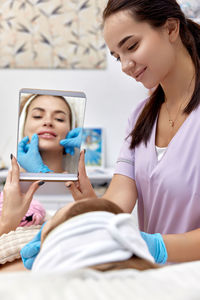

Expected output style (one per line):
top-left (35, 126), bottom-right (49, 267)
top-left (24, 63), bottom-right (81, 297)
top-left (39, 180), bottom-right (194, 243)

top-left (32, 211), bottom-right (154, 273)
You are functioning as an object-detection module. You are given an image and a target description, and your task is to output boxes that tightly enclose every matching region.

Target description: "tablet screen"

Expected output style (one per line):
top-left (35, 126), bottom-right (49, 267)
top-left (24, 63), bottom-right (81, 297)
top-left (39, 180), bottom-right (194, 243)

top-left (17, 88), bottom-right (86, 181)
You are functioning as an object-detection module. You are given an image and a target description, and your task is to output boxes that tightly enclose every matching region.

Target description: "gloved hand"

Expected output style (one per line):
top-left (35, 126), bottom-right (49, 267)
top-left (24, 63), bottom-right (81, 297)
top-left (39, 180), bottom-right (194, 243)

top-left (60, 127), bottom-right (82, 156)
top-left (140, 231), bottom-right (168, 264)
top-left (20, 223), bottom-right (46, 270)
top-left (18, 134), bottom-right (52, 173)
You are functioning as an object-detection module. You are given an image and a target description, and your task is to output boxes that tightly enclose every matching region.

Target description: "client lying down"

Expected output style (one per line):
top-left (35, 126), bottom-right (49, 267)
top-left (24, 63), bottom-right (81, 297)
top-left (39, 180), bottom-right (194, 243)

top-left (0, 155), bottom-right (157, 272)
top-left (21, 198), bottom-right (158, 272)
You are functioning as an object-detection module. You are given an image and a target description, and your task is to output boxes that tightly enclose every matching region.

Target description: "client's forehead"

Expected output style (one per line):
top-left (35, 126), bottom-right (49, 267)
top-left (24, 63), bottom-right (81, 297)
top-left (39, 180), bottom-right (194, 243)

top-left (71, 198), bottom-right (123, 213)
top-left (58, 198), bottom-right (123, 226)
top-left (28, 95), bottom-right (70, 113)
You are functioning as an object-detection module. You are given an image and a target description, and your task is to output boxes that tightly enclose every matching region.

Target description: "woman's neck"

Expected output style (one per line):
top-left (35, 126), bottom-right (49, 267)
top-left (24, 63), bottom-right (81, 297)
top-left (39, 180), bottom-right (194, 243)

top-left (161, 44), bottom-right (195, 108)
top-left (41, 150), bottom-right (64, 173)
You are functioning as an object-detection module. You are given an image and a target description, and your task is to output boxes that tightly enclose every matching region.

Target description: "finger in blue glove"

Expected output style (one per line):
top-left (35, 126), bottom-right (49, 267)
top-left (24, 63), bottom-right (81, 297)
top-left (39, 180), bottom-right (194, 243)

top-left (140, 231), bottom-right (168, 264)
top-left (18, 136), bottom-right (30, 154)
top-left (22, 255), bottom-right (38, 270)
top-left (21, 240), bottom-right (41, 259)
top-left (20, 222), bottom-right (46, 270)
top-left (60, 127), bottom-right (83, 156)
top-left (17, 134), bottom-right (52, 173)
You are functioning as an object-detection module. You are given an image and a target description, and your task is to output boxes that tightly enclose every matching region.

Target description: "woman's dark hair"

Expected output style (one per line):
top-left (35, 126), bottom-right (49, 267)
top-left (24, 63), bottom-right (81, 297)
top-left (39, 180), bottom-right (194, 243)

top-left (103, 0), bottom-right (200, 148)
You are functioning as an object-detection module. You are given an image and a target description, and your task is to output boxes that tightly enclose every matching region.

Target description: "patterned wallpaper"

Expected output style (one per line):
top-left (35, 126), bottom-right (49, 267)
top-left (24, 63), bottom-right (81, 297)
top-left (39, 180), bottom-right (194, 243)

top-left (0, 0), bottom-right (107, 69)
top-left (178, 0), bottom-right (200, 22)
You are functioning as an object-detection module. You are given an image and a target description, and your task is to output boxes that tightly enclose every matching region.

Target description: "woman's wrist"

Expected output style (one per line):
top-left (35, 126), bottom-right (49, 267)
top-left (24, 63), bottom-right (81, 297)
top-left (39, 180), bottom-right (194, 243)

top-left (0, 216), bottom-right (9, 235)
top-left (0, 216), bottom-right (18, 236)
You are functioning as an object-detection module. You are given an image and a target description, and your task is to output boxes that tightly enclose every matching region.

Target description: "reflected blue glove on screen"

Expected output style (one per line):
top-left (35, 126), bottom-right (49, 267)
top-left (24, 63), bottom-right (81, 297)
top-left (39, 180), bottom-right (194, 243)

top-left (140, 232), bottom-right (168, 264)
top-left (20, 223), bottom-right (46, 270)
top-left (60, 127), bottom-right (82, 155)
top-left (18, 134), bottom-right (51, 173)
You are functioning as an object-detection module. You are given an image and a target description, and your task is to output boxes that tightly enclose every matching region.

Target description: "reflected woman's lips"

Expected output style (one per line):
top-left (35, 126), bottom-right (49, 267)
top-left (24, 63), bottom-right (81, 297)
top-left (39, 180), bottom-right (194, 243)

top-left (38, 131), bottom-right (57, 139)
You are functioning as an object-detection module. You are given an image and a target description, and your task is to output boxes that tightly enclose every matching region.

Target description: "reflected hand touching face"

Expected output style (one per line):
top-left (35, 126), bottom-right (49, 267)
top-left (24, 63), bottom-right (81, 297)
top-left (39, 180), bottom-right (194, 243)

top-left (23, 95), bottom-right (71, 153)
top-left (17, 134), bottom-right (52, 173)
top-left (60, 127), bottom-right (83, 156)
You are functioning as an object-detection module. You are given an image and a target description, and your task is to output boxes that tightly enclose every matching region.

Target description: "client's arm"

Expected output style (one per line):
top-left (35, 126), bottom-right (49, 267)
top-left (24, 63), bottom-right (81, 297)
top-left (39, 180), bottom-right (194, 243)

top-left (0, 155), bottom-right (42, 235)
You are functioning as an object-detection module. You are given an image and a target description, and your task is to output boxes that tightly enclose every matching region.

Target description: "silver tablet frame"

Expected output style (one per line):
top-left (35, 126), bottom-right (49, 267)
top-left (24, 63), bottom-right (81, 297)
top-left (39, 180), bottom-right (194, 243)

top-left (18, 88), bottom-right (86, 182)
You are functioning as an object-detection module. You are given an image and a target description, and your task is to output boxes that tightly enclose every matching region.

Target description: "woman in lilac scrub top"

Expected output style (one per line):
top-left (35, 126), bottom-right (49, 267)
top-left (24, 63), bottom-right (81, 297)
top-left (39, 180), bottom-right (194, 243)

top-left (65, 0), bottom-right (200, 264)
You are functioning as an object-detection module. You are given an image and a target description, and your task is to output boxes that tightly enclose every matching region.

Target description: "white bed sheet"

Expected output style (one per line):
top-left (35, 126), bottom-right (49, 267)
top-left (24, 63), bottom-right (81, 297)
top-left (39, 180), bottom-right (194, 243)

top-left (0, 260), bottom-right (200, 300)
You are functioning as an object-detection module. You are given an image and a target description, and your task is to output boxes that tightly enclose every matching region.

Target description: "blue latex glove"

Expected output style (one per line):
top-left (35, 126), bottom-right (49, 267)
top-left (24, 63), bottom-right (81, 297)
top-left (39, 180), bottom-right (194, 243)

top-left (60, 127), bottom-right (82, 155)
top-left (18, 134), bottom-right (52, 173)
top-left (140, 232), bottom-right (168, 264)
top-left (20, 223), bottom-right (46, 270)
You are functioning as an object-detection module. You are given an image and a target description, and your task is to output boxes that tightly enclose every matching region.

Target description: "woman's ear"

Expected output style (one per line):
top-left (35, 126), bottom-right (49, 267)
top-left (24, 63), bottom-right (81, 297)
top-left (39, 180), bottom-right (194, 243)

top-left (165, 18), bottom-right (180, 43)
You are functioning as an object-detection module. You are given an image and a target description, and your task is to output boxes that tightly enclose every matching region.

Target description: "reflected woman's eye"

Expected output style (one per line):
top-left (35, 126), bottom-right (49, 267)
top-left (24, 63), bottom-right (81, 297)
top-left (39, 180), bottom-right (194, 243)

top-left (33, 115), bottom-right (42, 119)
top-left (56, 118), bottom-right (64, 122)
top-left (128, 42), bottom-right (138, 51)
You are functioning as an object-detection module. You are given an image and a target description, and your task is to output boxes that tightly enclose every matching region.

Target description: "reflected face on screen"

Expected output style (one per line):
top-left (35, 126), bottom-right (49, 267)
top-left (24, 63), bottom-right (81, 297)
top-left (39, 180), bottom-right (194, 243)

top-left (23, 95), bottom-right (71, 153)
top-left (18, 89), bottom-right (86, 178)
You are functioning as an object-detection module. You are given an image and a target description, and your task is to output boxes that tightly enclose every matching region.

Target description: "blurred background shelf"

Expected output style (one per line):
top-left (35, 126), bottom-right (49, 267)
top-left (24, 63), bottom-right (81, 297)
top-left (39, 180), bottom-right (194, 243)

top-left (86, 167), bottom-right (113, 184)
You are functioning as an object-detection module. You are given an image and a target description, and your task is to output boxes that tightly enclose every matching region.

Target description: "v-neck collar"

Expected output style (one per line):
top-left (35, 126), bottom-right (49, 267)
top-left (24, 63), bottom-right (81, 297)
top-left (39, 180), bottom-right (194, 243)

top-left (150, 105), bottom-right (197, 166)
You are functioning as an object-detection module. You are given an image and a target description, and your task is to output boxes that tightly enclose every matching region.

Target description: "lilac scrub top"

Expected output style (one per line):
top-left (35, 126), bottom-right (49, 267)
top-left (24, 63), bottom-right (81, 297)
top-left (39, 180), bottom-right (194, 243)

top-left (115, 98), bottom-right (200, 234)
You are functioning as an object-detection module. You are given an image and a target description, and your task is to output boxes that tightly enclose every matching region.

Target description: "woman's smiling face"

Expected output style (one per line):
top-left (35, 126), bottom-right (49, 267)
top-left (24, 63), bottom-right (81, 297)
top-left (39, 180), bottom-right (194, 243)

top-left (24, 95), bottom-right (71, 152)
top-left (103, 10), bottom-right (176, 89)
